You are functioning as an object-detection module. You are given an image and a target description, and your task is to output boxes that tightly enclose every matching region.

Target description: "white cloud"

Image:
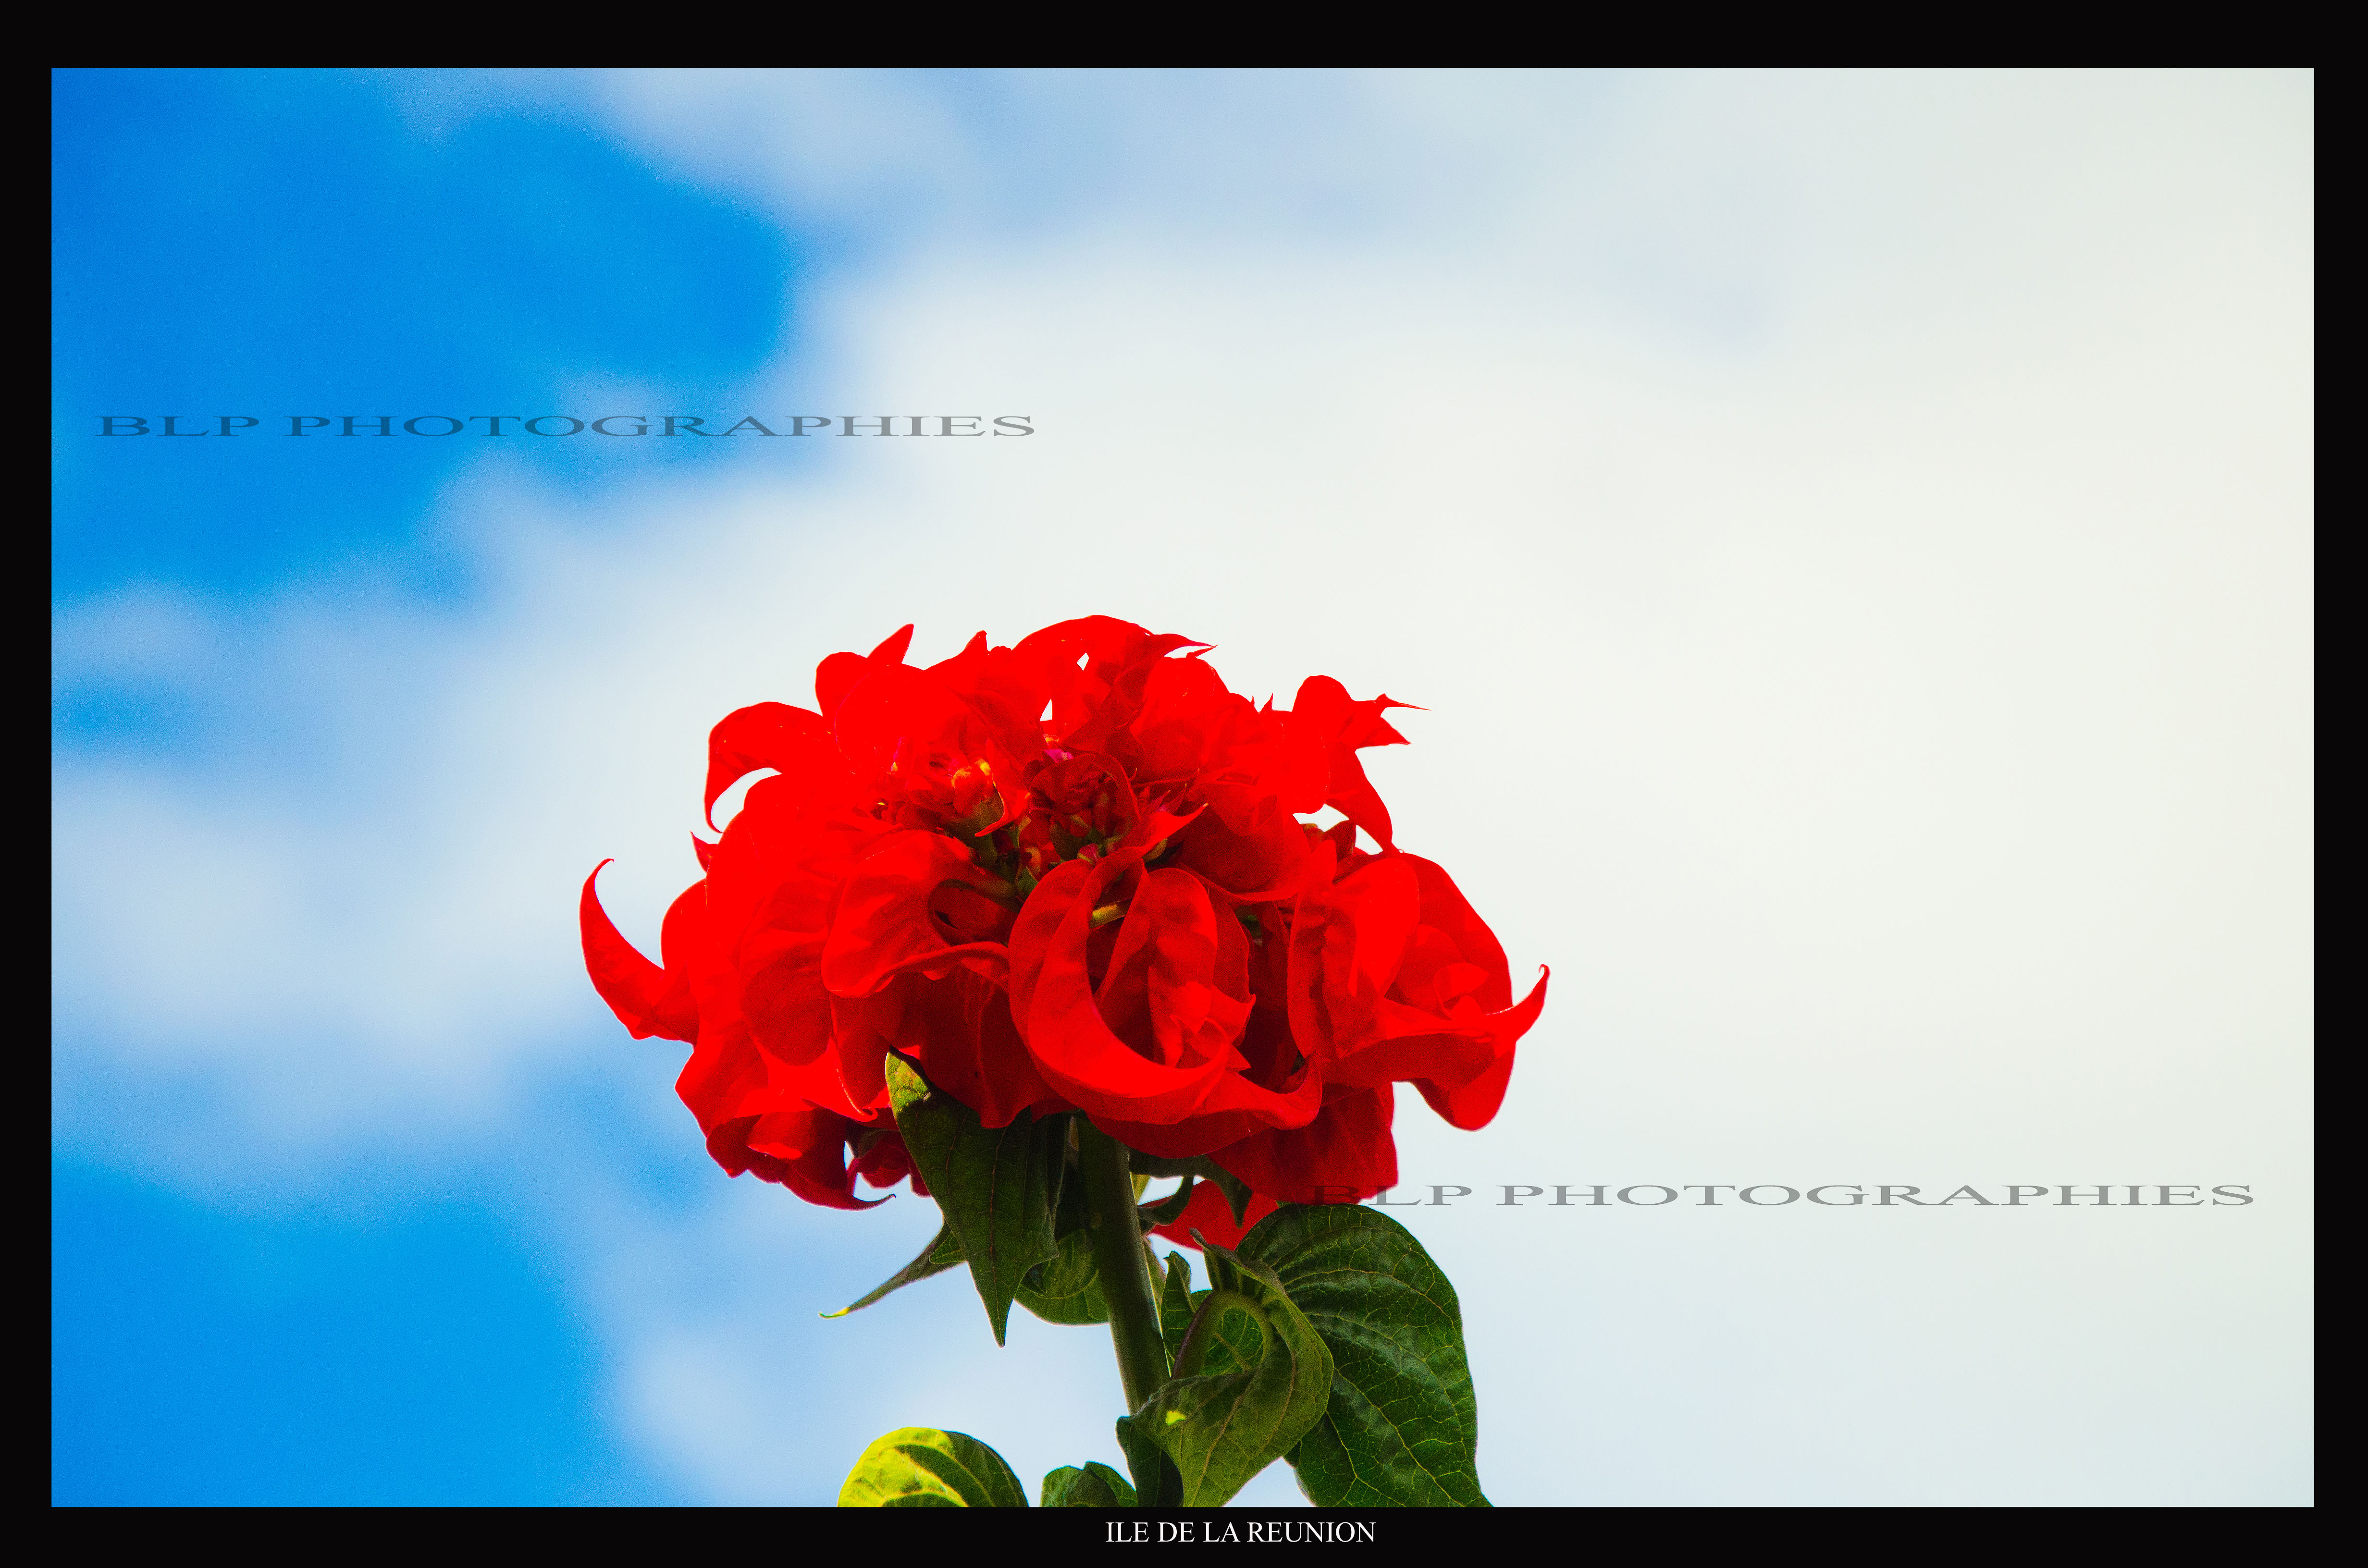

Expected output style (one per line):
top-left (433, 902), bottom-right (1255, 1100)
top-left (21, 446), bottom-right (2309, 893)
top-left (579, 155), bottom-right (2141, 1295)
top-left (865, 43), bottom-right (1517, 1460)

top-left (53, 70), bottom-right (2312, 1502)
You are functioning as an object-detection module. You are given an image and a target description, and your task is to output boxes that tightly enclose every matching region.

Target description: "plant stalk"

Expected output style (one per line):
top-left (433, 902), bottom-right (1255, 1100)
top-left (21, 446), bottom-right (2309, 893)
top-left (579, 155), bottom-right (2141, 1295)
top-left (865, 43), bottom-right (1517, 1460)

top-left (1076, 1119), bottom-right (1169, 1414)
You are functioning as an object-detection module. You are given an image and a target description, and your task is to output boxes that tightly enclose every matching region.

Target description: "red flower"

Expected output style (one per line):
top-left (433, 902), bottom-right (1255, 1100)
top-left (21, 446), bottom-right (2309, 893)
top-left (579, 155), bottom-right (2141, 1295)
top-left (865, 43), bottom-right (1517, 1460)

top-left (580, 620), bottom-right (1547, 1235)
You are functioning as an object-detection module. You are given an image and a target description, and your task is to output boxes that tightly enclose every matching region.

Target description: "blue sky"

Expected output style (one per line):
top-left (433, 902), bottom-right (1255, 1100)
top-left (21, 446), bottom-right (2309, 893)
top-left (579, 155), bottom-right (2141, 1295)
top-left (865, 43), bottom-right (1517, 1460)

top-left (52, 1162), bottom-right (653, 1505)
top-left (53, 69), bottom-right (801, 602)
top-left (52, 68), bottom-right (803, 1502)
top-left (53, 70), bottom-right (2314, 1506)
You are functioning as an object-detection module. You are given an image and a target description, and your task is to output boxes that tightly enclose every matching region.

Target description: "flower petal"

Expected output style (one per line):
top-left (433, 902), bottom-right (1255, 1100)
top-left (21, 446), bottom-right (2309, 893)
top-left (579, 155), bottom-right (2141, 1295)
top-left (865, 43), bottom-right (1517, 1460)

top-left (821, 831), bottom-right (1013, 996)
top-left (1211, 1083), bottom-right (1398, 1204)
top-left (703, 702), bottom-right (851, 830)
top-left (580, 860), bottom-right (699, 1042)
top-left (1008, 853), bottom-right (1324, 1138)
top-left (717, 1107), bottom-right (886, 1210)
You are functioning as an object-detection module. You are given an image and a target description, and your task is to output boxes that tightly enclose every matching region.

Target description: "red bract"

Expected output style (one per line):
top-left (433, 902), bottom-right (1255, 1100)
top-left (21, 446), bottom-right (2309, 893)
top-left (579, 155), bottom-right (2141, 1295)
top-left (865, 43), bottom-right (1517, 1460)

top-left (582, 619), bottom-right (1547, 1237)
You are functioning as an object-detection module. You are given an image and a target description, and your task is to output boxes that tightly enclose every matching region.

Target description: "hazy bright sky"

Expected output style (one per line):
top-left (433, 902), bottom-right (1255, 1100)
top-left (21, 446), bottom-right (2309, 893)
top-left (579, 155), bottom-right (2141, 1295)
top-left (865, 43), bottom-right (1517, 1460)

top-left (52, 69), bottom-right (2312, 1505)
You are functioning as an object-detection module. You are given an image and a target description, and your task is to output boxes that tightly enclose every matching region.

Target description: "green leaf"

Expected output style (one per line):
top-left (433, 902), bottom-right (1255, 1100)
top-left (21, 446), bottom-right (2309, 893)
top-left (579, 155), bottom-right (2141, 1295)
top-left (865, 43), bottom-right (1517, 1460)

top-left (1136, 1251), bottom-right (1197, 1506)
top-left (1121, 1242), bottom-right (1334, 1507)
top-left (824, 1223), bottom-right (964, 1318)
top-left (1158, 1250), bottom-right (1196, 1365)
top-left (1158, 1246), bottom-right (1266, 1378)
top-left (1237, 1204), bottom-right (1489, 1507)
top-left (1138, 1176), bottom-right (1196, 1226)
top-left (837, 1427), bottom-right (1028, 1507)
top-left (1188, 1289), bottom-right (1264, 1377)
top-left (1114, 1417), bottom-right (1183, 1507)
top-left (885, 1055), bottom-right (1063, 1345)
top-left (1127, 1157), bottom-right (1251, 1226)
top-left (1040, 1461), bottom-right (1137, 1507)
top-left (1051, 1129), bottom-right (1093, 1236)
top-left (1204, 1166), bottom-right (1254, 1227)
top-left (1016, 1164), bottom-right (1173, 1328)
top-left (1017, 1228), bottom-right (1108, 1325)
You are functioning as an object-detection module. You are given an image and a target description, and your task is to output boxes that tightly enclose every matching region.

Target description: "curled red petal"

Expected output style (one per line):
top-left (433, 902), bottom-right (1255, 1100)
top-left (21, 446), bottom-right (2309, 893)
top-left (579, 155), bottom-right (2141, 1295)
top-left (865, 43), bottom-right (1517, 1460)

top-left (736, 923), bottom-right (834, 1073)
top-left (820, 831), bottom-right (1013, 996)
top-left (1014, 617), bottom-right (1204, 746)
top-left (925, 632), bottom-right (1068, 792)
top-left (703, 701), bottom-right (847, 830)
top-left (581, 861), bottom-right (699, 1042)
top-left (1278, 847), bottom-right (1543, 1129)
top-left (1093, 867), bottom-right (1252, 1069)
top-left (1008, 852), bottom-right (1323, 1134)
top-left (1163, 806), bottom-right (1311, 905)
top-left (1285, 675), bottom-right (1415, 851)
top-left (829, 660), bottom-right (1018, 822)
top-left (1321, 746), bottom-right (1395, 853)
top-left (1401, 966), bottom-right (1547, 1129)
top-left (1288, 848), bottom-right (1422, 1055)
top-left (713, 1108), bottom-right (885, 1210)
top-left (816, 624), bottom-right (918, 721)
top-left (1210, 1084), bottom-right (1397, 1204)
top-left (1404, 854), bottom-right (1511, 1006)
top-left (851, 1127), bottom-right (914, 1191)
top-left (836, 979), bottom-right (1055, 1130)
top-left (814, 651), bottom-right (867, 718)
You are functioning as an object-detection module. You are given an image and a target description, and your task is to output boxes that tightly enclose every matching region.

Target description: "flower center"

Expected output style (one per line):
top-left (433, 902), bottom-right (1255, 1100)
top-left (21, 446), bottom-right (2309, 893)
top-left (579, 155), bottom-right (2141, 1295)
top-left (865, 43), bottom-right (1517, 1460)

top-left (929, 748), bottom-right (1170, 910)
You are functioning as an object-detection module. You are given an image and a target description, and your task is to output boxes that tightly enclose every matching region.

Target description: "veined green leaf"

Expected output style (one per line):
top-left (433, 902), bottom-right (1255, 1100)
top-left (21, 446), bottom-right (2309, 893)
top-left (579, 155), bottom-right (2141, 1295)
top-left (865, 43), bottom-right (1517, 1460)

top-left (1158, 1243), bottom-right (1266, 1377)
top-left (1122, 1243), bottom-right (1333, 1507)
top-left (1191, 1290), bottom-right (1264, 1377)
top-left (885, 1055), bottom-right (1063, 1345)
top-left (1114, 1417), bottom-right (1183, 1507)
top-left (1040, 1461), bottom-right (1137, 1507)
top-left (1017, 1228), bottom-right (1107, 1325)
top-left (824, 1223), bottom-right (963, 1318)
top-left (1158, 1250), bottom-right (1196, 1364)
top-left (837, 1427), bottom-right (1027, 1507)
top-left (1014, 1155), bottom-right (1177, 1327)
top-left (1238, 1204), bottom-right (1488, 1507)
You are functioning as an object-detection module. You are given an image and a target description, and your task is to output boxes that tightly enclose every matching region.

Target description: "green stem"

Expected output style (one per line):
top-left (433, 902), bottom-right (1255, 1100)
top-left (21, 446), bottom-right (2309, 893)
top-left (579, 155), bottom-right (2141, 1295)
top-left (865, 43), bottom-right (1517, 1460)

top-left (1076, 1120), bottom-right (1169, 1414)
top-left (1171, 1288), bottom-right (1272, 1379)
